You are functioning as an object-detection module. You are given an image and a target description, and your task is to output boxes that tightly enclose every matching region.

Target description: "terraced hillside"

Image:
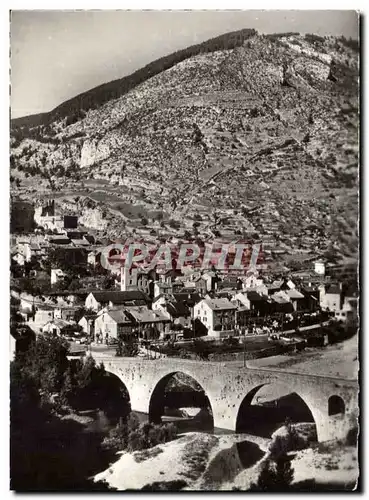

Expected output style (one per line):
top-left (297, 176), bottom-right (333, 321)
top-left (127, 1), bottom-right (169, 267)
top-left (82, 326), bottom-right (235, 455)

top-left (10, 31), bottom-right (359, 267)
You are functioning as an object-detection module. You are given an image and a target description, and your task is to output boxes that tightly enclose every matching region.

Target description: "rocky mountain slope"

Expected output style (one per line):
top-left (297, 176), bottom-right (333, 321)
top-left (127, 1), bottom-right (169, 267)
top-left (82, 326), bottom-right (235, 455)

top-left (10, 31), bottom-right (359, 267)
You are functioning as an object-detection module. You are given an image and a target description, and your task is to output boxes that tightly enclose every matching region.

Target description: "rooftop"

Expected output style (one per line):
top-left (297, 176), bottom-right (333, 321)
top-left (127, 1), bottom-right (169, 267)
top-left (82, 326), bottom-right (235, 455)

top-left (285, 289), bottom-right (305, 299)
top-left (247, 291), bottom-right (266, 302)
top-left (166, 300), bottom-right (190, 317)
top-left (204, 298), bottom-right (237, 311)
top-left (125, 306), bottom-right (170, 323)
top-left (89, 290), bottom-right (150, 305)
top-left (106, 309), bottom-right (131, 325)
top-left (325, 284), bottom-right (341, 295)
top-left (71, 239), bottom-right (90, 246)
top-left (45, 319), bottom-right (74, 328)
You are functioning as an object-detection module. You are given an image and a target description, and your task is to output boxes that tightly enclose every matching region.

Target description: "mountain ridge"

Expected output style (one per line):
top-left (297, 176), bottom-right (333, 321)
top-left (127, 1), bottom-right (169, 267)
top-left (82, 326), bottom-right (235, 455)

top-left (11, 28), bottom-right (258, 128)
top-left (10, 30), bottom-right (359, 269)
top-left (11, 29), bottom-right (358, 129)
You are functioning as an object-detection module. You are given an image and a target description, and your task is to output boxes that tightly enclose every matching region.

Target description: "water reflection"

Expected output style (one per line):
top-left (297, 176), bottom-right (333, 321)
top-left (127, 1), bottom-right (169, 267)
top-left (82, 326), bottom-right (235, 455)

top-left (237, 440), bottom-right (265, 469)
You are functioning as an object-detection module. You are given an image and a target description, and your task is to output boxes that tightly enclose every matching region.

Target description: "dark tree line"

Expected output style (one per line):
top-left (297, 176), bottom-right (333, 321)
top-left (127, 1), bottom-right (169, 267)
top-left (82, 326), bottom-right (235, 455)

top-left (10, 333), bottom-right (129, 491)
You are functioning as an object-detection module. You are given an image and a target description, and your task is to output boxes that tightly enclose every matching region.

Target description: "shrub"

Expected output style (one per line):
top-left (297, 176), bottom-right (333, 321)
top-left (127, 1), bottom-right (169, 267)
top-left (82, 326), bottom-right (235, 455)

top-left (103, 415), bottom-right (177, 453)
top-left (249, 455), bottom-right (294, 491)
top-left (269, 419), bottom-right (310, 458)
top-left (141, 480), bottom-right (188, 491)
top-left (116, 338), bottom-right (139, 357)
top-left (305, 33), bottom-right (325, 45)
top-left (169, 219), bottom-right (181, 230)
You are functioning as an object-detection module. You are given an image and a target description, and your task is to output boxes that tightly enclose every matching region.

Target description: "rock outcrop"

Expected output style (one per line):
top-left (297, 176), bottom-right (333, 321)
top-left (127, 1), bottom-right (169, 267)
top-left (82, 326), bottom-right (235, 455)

top-left (80, 139), bottom-right (110, 168)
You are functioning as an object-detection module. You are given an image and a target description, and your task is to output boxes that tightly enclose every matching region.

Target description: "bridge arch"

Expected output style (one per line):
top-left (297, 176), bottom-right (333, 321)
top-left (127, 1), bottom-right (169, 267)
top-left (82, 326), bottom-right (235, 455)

top-left (235, 382), bottom-right (318, 440)
top-left (148, 371), bottom-right (214, 432)
top-left (92, 371), bottom-right (132, 422)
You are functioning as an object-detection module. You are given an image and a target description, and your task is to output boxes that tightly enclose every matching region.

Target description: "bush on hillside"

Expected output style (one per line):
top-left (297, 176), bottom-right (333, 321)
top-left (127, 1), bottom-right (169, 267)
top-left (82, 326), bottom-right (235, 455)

top-left (102, 413), bottom-right (177, 453)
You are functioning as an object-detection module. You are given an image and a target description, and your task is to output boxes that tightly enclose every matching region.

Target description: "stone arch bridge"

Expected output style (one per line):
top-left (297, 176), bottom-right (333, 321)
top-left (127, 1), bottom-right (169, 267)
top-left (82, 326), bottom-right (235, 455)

top-left (95, 356), bottom-right (358, 442)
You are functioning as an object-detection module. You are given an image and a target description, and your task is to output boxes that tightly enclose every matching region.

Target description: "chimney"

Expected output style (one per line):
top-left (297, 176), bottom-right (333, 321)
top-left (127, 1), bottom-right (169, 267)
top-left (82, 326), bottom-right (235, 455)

top-left (120, 267), bottom-right (125, 292)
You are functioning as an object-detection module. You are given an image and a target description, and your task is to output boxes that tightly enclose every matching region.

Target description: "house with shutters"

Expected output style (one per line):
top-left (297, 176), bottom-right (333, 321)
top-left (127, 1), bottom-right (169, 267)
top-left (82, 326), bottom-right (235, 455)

top-left (124, 306), bottom-right (171, 339)
top-left (319, 283), bottom-right (342, 312)
top-left (94, 309), bottom-right (134, 342)
top-left (194, 298), bottom-right (237, 338)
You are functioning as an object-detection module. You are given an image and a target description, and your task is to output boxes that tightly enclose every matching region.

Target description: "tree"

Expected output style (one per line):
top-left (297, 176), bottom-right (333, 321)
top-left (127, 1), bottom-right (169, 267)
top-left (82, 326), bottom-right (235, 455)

top-left (116, 337), bottom-right (139, 357)
top-left (102, 413), bottom-right (177, 454)
top-left (169, 219), bottom-right (180, 230)
top-left (102, 275), bottom-right (115, 290)
top-left (60, 365), bottom-right (75, 405)
top-left (68, 279), bottom-right (80, 291)
top-left (10, 358), bottom-right (115, 491)
top-left (75, 355), bottom-right (97, 392)
top-left (10, 258), bottom-right (23, 278)
top-left (192, 339), bottom-right (212, 360)
top-left (73, 306), bottom-right (89, 323)
top-left (15, 333), bottom-right (69, 398)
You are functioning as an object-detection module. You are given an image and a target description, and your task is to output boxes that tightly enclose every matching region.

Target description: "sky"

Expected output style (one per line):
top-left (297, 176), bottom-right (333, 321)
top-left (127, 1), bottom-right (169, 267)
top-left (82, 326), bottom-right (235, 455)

top-left (10, 10), bottom-right (359, 119)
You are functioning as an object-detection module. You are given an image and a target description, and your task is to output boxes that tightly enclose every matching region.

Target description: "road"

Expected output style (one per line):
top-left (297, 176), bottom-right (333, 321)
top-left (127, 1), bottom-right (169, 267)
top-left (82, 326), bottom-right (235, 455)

top-left (70, 342), bottom-right (167, 359)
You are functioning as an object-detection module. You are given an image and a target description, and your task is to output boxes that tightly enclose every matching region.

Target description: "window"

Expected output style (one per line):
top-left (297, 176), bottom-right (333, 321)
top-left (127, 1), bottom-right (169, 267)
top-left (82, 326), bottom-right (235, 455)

top-left (328, 395), bottom-right (345, 416)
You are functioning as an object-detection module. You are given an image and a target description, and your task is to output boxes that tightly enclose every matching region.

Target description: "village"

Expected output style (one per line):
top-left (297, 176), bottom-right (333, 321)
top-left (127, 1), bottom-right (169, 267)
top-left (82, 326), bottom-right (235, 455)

top-left (10, 197), bottom-right (358, 360)
top-left (9, 15), bottom-right (360, 492)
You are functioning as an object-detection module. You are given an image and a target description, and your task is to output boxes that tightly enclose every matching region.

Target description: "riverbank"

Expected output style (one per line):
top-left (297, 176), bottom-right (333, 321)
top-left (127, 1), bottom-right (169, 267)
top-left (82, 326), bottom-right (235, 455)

top-left (93, 430), bottom-right (358, 491)
top-left (226, 440), bottom-right (358, 491)
top-left (94, 432), bottom-right (269, 490)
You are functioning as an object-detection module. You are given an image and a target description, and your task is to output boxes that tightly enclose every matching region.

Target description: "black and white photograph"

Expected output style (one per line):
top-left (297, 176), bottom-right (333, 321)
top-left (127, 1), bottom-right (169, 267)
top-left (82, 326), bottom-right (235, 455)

top-left (9, 9), bottom-right (360, 492)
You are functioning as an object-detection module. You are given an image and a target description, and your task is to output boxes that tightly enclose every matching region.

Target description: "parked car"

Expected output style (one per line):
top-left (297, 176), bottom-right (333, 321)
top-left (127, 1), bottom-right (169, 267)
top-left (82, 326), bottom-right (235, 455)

top-left (64, 334), bottom-right (77, 343)
top-left (68, 347), bottom-right (86, 357)
top-left (279, 336), bottom-right (295, 343)
top-left (268, 334), bottom-right (279, 342)
top-left (75, 336), bottom-right (87, 344)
